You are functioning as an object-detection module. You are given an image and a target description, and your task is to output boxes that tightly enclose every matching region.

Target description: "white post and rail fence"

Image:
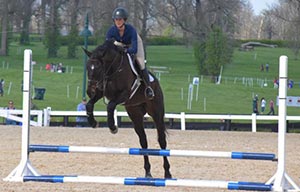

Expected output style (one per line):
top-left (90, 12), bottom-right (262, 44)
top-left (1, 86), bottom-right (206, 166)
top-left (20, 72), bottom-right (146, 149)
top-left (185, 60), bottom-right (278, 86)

top-left (1, 108), bottom-right (300, 132)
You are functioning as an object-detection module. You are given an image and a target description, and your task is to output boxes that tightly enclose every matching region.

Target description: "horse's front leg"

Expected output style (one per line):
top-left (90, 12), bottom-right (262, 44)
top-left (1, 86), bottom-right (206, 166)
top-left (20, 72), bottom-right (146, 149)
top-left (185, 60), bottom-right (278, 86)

top-left (107, 101), bottom-right (118, 134)
top-left (86, 95), bottom-right (102, 128)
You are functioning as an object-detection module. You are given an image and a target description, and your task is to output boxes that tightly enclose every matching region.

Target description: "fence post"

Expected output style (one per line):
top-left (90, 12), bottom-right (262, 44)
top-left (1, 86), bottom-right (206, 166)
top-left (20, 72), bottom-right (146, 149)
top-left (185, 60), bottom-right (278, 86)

top-left (252, 113), bottom-right (257, 132)
top-left (180, 112), bottom-right (185, 131)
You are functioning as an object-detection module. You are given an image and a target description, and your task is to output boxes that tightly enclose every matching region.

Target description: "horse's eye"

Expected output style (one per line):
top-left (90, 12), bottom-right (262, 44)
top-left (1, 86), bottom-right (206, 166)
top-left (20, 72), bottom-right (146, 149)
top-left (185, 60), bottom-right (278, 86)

top-left (91, 65), bottom-right (94, 70)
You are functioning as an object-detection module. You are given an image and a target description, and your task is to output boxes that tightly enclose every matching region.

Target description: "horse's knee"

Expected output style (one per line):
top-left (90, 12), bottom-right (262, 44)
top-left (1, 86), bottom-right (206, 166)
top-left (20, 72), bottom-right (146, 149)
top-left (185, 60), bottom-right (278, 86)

top-left (86, 102), bottom-right (94, 115)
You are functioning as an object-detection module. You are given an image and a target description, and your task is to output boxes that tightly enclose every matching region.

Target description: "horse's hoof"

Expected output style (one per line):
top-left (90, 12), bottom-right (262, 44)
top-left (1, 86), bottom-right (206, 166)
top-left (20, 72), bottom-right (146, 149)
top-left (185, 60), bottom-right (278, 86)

top-left (91, 121), bottom-right (98, 128)
top-left (145, 172), bottom-right (153, 178)
top-left (165, 173), bottom-right (172, 179)
top-left (109, 125), bottom-right (118, 134)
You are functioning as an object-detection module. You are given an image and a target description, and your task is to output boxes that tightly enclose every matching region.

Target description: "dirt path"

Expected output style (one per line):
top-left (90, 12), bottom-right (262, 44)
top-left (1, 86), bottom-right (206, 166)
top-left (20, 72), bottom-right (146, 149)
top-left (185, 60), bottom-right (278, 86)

top-left (1, 126), bottom-right (300, 192)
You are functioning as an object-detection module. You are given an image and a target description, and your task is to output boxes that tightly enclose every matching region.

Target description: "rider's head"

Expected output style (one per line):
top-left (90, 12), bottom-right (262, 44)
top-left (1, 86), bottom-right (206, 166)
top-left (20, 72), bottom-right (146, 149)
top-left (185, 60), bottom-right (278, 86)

top-left (112, 7), bottom-right (128, 28)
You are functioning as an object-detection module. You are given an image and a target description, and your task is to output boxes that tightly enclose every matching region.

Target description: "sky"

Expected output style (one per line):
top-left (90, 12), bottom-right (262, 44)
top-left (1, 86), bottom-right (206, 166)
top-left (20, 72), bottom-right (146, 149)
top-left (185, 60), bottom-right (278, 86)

top-left (250, 0), bottom-right (279, 15)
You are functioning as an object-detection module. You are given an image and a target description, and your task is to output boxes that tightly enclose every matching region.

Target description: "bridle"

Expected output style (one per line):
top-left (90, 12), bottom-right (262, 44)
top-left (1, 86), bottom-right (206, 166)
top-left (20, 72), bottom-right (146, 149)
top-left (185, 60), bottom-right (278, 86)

top-left (87, 49), bottom-right (124, 92)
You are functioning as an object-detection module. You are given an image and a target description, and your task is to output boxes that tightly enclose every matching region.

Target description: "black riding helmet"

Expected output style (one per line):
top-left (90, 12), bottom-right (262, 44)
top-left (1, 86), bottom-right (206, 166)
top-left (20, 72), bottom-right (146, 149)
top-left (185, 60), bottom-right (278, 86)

top-left (112, 7), bottom-right (128, 21)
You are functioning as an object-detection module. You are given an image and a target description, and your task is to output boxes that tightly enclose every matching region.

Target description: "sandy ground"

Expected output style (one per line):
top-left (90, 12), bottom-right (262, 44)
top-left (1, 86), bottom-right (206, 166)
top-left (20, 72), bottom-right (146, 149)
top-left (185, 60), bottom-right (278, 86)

top-left (0, 125), bottom-right (300, 192)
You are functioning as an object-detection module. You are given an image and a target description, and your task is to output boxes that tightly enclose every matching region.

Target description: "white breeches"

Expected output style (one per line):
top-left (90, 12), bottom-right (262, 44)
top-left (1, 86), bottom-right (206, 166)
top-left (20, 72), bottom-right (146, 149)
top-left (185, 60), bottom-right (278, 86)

top-left (136, 34), bottom-right (145, 70)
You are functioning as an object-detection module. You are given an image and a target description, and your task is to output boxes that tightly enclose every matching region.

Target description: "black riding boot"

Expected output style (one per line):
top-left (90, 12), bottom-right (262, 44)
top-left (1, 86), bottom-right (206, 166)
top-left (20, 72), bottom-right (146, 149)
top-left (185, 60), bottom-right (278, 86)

top-left (141, 68), bottom-right (155, 99)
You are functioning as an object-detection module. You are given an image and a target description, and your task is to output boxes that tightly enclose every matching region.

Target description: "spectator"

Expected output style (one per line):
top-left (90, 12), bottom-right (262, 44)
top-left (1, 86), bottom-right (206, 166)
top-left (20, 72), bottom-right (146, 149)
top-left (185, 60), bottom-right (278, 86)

top-left (273, 77), bottom-right (278, 88)
top-left (30, 99), bottom-right (38, 120)
top-left (261, 97), bottom-right (266, 114)
top-left (0, 79), bottom-right (4, 96)
top-left (5, 100), bottom-right (17, 125)
top-left (265, 63), bottom-right (269, 72)
top-left (268, 99), bottom-right (275, 115)
top-left (76, 98), bottom-right (88, 127)
top-left (260, 64), bottom-right (264, 72)
top-left (288, 79), bottom-right (293, 89)
top-left (252, 95), bottom-right (259, 114)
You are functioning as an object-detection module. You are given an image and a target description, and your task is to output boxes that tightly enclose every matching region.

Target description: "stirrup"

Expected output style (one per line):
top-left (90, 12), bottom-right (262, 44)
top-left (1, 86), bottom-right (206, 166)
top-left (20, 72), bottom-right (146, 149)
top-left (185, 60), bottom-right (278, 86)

top-left (145, 86), bottom-right (154, 99)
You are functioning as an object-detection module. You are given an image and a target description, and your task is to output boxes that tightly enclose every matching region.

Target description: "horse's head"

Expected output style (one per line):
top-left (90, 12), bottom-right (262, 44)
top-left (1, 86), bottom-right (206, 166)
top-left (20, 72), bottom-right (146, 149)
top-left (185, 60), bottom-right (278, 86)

top-left (84, 39), bottom-right (121, 98)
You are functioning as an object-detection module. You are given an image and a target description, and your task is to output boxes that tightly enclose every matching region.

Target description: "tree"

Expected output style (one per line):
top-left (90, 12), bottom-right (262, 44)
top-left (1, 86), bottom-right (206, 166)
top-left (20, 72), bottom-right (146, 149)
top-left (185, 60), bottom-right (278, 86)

top-left (18, 0), bottom-right (35, 45)
top-left (44, 0), bottom-right (61, 58)
top-left (0, 0), bottom-right (14, 56)
top-left (67, 0), bottom-right (80, 58)
top-left (205, 26), bottom-right (229, 79)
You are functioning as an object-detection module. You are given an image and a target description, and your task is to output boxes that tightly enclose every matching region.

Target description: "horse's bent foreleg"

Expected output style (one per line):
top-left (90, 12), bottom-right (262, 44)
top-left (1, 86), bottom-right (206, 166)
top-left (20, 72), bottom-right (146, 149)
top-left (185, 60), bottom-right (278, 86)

top-left (107, 101), bottom-right (118, 134)
top-left (86, 100), bottom-right (97, 128)
top-left (86, 93), bottom-right (102, 128)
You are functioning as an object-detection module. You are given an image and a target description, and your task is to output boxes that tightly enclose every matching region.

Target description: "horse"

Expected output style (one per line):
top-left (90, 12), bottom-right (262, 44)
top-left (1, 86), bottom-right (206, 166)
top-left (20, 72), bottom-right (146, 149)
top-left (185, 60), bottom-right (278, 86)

top-left (83, 39), bottom-right (172, 179)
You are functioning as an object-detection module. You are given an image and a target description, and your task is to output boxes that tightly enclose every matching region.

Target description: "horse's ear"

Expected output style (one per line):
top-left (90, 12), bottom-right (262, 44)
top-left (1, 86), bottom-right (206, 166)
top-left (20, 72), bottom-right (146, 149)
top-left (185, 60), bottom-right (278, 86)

top-left (82, 47), bottom-right (92, 57)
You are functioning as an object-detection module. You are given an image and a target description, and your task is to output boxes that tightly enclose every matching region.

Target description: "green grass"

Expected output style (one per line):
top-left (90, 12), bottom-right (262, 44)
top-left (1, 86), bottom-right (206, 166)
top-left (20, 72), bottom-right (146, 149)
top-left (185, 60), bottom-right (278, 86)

top-left (0, 42), bottom-right (300, 116)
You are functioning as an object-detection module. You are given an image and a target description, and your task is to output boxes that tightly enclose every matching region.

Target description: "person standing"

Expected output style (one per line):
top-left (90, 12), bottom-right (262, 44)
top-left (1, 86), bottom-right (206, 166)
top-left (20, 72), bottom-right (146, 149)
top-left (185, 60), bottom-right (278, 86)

top-left (265, 63), bottom-right (269, 72)
top-left (5, 100), bottom-right (17, 125)
top-left (0, 79), bottom-right (4, 96)
top-left (106, 7), bottom-right (154, 99)
top-left (252, 95), bottom-right (259, 114)
top-left (261, 97), bottom-right (266, 114)
top-left (268, 99), bottom-right (275, 115)
top-left (76, 98), bottom-right (88, 127)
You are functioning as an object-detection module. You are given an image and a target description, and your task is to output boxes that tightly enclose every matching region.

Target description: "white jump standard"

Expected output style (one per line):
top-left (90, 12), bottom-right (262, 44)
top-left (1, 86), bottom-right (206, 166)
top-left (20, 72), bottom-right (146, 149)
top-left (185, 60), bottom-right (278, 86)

top-left (4, 50), bottom-right (300, 191)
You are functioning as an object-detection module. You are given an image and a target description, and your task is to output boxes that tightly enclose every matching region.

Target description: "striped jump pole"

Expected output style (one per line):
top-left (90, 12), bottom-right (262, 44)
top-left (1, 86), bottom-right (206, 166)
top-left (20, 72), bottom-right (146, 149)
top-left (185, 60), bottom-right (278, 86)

top-left (23, 175), bottom-right (272, 191)
top-left (29, 144), bottom-right (276, 161)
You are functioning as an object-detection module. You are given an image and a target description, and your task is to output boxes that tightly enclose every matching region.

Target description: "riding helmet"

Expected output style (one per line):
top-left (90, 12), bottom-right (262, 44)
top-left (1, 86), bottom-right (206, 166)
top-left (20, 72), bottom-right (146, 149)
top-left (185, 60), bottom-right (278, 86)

top-left (112, 7), bottom-right (128, 21)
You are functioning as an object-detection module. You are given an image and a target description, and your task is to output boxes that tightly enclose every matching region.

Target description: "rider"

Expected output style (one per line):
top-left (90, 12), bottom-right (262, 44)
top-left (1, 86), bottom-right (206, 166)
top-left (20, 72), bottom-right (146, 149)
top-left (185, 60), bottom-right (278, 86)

top-left (106, 7), bottom-right (155, 100)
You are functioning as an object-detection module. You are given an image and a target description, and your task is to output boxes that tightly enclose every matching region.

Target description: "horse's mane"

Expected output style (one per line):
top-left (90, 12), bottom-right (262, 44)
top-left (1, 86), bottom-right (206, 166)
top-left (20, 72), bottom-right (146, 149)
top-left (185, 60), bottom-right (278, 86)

top-left (91, 39), bottom-right (117, 58)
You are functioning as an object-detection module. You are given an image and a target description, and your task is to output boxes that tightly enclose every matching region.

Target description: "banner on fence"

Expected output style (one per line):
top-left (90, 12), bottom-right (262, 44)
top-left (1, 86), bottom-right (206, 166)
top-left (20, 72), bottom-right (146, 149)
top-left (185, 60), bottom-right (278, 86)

top-left (277, 96), bottom-right (300, 107)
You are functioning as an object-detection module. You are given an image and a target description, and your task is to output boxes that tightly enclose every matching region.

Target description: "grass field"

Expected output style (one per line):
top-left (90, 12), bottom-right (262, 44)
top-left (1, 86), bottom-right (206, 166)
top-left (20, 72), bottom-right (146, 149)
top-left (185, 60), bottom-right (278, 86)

top-left (0, 42), bottom-right (300, 116)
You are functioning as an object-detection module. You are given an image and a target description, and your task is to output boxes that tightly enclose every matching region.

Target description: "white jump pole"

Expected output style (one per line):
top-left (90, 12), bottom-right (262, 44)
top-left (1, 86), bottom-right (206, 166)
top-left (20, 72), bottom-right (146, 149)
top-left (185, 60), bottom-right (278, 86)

top-left (267, 56), bottom-right (300, 191)
top-left (3, 49), bottom-right (39, 182)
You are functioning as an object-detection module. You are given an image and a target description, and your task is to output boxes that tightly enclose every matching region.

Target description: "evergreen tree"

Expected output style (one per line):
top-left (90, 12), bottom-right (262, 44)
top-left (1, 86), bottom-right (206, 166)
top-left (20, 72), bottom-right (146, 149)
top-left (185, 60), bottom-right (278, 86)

top-left (44, 0), bottom-right (60, 58)
top-left (67, 26), bottom-right (78, 58)
top-left (204, 27), bottom-right (231, 81)
top-left (193, 42), bottom-right (207, 75)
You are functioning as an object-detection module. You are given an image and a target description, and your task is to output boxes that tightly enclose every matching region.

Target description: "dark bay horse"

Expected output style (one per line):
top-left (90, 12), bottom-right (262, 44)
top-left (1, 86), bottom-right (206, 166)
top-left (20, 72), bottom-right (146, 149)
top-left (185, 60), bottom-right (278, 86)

top-left (83, 39), bottom-right (172, 178)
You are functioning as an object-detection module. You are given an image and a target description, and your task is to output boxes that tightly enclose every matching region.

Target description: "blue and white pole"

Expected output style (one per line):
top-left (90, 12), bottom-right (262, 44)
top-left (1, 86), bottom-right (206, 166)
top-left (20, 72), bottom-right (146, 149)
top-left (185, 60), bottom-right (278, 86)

top-left (23, 175), bottom-right (272, 191)
top-left (29, 144), bottom-right (276, 161)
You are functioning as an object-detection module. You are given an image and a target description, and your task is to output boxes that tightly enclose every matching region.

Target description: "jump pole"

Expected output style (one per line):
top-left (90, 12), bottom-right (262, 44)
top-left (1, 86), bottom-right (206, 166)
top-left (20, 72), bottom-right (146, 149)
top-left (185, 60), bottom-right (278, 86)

top-left (4, 49), bottom-right (40, 182)
top-left (23, 175), bottom-right (272, 191)
top-left (266, 56), bottom-right (300, 191)
top-left (29, 144), bottom-right (276, 161)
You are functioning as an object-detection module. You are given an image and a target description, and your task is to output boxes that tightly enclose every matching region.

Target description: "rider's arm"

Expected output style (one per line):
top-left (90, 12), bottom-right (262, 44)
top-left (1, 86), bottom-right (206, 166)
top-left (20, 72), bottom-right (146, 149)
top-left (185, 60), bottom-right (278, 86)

top-left (126, 26), bottom-right (138, 55)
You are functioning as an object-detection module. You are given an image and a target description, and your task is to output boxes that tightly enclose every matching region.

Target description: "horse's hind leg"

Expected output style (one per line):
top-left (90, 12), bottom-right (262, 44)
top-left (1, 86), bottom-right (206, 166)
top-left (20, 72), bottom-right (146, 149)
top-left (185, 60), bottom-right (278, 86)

top-left (126, 106), bottom-right (152, 178)
top-left (152, 111), bottom-right (172, 178)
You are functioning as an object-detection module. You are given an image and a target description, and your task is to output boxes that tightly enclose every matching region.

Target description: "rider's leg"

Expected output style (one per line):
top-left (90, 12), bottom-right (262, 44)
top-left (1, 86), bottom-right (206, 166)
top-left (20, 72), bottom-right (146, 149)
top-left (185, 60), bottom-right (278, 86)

top-left (136, 34), bottom-right (154, 99)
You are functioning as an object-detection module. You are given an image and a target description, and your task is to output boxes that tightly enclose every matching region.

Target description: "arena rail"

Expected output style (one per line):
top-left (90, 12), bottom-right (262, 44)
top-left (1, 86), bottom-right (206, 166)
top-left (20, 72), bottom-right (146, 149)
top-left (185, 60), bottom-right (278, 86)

top-left (42, 109), bottom-right (300, 132)
top-left (2, 107), bottom-right (300, 132)
top-left (3, 50), bottom-right (300, 191)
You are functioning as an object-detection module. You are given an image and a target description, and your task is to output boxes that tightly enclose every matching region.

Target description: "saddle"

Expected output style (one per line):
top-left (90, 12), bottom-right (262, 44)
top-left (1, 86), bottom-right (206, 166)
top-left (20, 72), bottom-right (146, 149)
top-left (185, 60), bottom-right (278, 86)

top-left (114, 41), bottom-right (153, 99)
